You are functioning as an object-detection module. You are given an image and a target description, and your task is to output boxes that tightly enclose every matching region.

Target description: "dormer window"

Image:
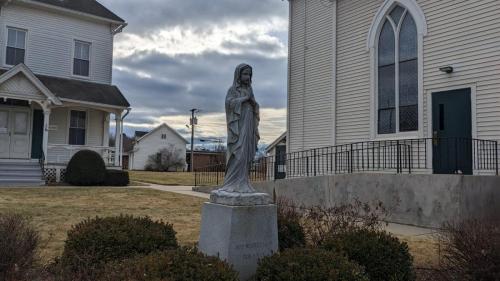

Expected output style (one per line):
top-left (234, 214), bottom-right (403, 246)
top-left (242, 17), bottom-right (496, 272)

top-left (73, 40), bottom-right (90, 77)
top-left (6, 27), bottom-right (26, 66)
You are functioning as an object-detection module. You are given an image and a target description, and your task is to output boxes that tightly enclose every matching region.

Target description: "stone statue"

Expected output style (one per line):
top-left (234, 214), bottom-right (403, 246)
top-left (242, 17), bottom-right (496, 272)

top-left (210, 63), bottom-right (271, 206)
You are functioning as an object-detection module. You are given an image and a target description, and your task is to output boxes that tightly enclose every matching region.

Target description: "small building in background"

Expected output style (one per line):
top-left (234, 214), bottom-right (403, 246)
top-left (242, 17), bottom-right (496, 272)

top-left (187, 150), bottom-right (225, 171)
top-left (128, 123), bottom-right (188, 171)
top-left (265, 132), bottom-right (287, 180)
top-left (265, 132), bottom-right (287, 157)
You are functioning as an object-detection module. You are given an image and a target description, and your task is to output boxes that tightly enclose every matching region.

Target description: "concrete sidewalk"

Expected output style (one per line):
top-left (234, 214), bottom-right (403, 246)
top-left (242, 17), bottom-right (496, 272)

top-left (139, 183), bottom-right (209, 199)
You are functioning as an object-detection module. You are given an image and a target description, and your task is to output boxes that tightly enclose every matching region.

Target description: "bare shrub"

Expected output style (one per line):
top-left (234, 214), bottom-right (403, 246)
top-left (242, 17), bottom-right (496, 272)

top-left (276, 198), bottom-right (306, 251)
top-left (276, 197), bottom-right (388, 247)
top-left (145, 145), bottom-right (185, 172)
top-left (0, 213), bottom-right (40, 281)
top-left (437, 218), bottom-right (500, 281)
top-left (301, 199), bottom-right (388, 246)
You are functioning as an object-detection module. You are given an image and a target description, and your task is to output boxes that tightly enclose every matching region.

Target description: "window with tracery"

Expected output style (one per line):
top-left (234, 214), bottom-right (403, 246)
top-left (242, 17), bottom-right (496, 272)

top-left (378, 5), bottom-right (418, 134)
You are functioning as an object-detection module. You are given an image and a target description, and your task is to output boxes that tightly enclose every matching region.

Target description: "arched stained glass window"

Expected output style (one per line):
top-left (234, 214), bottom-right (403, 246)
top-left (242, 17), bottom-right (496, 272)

top-left (378, 5), bottom-right (418, 134)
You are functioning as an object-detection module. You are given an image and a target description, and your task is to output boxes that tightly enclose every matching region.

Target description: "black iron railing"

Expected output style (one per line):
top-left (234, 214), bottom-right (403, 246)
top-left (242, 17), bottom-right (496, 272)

top-left (194, 138), bottom-right (499, 186)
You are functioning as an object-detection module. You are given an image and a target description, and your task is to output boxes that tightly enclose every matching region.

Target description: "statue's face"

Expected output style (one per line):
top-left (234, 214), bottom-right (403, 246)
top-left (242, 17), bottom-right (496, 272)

top-left (240, 68), bottom-right (252, 85)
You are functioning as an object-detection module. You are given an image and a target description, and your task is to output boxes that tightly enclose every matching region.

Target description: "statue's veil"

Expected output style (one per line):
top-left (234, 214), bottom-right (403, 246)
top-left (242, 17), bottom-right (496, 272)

top-left (232, 63), bottom-right (252, 89)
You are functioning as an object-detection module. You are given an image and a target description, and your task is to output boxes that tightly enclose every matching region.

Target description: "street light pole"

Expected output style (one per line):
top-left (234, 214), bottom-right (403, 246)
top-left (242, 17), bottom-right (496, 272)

top-left (189, 109), bottom-right (198, 172)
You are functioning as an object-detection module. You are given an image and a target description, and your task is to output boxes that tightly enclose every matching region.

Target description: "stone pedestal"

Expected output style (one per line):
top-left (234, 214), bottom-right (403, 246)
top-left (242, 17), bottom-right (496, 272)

top-left (198, 202), bottom-right (278, 281)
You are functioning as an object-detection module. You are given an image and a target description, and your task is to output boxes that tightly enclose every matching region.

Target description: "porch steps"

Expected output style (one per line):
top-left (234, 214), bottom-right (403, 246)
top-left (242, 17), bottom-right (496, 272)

top-left (0, 161), bottom-right (45, 187)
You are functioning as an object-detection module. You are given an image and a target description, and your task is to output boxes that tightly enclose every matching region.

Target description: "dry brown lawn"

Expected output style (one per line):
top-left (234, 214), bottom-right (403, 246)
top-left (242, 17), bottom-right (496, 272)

top-left (0, 187), bottom-right (205, 264)
top-left (399, 235), bottom-right (441, 269)
top-left (129, 171), bottom-right (195, 186)
top-left (0, 186), bottom-right (441, 272)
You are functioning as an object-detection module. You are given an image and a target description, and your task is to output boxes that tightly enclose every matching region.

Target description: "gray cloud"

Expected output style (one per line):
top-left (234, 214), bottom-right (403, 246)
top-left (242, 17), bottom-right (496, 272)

top-left (115, 50), bottom-right (287, 127)
top-left (100, 0), bottom-right (288, 34)
top-left (99, 0), bottom-right (288, 143)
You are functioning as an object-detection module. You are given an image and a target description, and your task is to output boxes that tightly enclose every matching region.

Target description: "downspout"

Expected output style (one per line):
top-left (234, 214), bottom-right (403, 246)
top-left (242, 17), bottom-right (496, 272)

top-left (119, 108), bottom-right (131, 168)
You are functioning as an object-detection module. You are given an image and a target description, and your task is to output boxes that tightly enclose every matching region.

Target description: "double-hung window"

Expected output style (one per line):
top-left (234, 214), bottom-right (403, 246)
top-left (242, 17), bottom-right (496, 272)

top-left (6, 28), bottom-right (26, 66)
top-left (73, 41), bottom-right (91, 77)
top-left (69, 110), bottom-right (86, 145)
top-left (377, 5), bottom-right (418, 134)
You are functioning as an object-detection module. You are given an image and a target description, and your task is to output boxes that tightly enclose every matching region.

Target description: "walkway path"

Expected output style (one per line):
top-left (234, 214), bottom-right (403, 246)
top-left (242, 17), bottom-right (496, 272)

top-left (138, 183), bottom-right (209, 199)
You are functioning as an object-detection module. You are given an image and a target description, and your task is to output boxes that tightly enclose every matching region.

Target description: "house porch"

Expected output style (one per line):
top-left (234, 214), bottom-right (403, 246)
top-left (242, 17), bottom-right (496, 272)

top-left (0, 64), bottom-right (130, 184)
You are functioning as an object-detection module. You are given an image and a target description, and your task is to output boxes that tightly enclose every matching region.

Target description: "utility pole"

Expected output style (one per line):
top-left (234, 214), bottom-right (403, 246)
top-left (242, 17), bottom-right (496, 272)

top-left (189, 109), bottom-right (198, 172)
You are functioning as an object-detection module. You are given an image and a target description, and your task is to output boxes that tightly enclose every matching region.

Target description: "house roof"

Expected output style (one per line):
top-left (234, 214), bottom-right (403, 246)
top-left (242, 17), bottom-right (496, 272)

top-left (122, 134), bottom-right (134, 153)
top-left (134, 131), bottom-right (148, 139)
top-left (31, 0), bottom-right (125, 23)
top-left (265, 131), bottom-right (287, 153)
top-left (135, 123), bottom-right (189, 144)
top-left (0, 67), bottom-right (130, 108)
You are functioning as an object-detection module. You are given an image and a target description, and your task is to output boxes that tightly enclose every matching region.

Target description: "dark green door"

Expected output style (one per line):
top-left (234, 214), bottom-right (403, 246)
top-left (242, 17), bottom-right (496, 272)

top-left (274, 145), bottom-right (286, 180)
top-left (31, 110), bottom-right (43, 159)
top-left (432, 88), bottom-right (472, 174)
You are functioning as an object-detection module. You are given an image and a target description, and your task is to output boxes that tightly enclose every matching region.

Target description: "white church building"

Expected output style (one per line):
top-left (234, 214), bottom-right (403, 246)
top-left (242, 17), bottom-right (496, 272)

top-left (286, 0), bottom-right (500, 175)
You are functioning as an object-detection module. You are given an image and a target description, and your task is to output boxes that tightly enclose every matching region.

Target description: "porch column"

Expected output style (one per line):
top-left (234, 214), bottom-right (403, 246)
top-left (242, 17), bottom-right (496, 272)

top-left (42, 108), bottom-right (51, 164)
top-left (114, 114), bottom-right (122, 167)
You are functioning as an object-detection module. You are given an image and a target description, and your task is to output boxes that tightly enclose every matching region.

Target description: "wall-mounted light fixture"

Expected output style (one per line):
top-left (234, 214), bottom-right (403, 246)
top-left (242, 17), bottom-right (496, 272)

top-left (439, 66), bottom-right (454, 74)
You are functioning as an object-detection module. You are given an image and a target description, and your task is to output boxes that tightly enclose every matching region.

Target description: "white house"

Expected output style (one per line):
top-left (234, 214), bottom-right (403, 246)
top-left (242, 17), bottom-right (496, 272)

top-left (0, 0), bottom-right (130, 185)
top-left (286, 0), bottom-right (500, 176)
top-left (128, 123), bottom-right (188, 171)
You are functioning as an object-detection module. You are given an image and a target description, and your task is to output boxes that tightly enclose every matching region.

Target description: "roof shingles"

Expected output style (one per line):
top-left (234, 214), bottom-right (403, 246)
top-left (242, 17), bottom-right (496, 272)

top-left (32, 0), bottom-right (125, 23)
top-left (0, 68), bottom-right (130, 108)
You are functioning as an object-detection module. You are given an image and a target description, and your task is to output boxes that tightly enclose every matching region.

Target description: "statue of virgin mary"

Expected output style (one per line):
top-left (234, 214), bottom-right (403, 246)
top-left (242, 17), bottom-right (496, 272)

top-left (210, 63), bottom-right (271, 205)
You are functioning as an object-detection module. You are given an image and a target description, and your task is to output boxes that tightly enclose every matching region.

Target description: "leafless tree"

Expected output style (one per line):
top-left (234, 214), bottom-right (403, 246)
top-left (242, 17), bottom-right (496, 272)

top-left (145, 145), bottom-right (186, 172)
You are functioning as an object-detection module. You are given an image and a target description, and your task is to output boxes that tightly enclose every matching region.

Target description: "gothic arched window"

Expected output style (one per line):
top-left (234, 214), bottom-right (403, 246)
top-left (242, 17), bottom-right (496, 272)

top-left (378, 5), bottom-right (418, 134)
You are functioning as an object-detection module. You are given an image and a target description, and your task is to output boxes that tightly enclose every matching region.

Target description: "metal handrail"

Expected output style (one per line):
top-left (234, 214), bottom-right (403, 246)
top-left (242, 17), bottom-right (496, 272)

top-left (194, 137), bottom-right (499, 186)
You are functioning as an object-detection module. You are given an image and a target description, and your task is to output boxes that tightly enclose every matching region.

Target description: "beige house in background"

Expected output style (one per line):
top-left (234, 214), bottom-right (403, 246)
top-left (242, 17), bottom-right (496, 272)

top-left (0, 0), bottom-right (130, 185)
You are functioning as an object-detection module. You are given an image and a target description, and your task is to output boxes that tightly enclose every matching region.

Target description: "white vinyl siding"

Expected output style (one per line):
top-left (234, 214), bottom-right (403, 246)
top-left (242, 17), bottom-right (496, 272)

top-left (48, 108), bottom-right (104, 146)
top-left (288, 0), bottom-right (500, 153)
top-left (288, 0), bottom-right (334, 152)
top-left (418, 0), bottom-right (500, 140)
top-left (0, 4), bottom-right (113, 84)
top-left (130, 126), bottom-right (187, 170)
top-left (335, 0), bottom-right (380, 144)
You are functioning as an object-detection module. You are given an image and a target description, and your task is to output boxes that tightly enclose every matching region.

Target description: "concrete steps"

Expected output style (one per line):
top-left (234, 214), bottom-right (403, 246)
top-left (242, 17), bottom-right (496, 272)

top-left (0, 160), bottom-right (45, 187)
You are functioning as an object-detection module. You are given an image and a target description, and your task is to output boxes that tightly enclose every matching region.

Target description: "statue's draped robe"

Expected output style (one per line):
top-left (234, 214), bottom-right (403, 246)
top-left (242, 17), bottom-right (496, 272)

top-left (221, 64), bottom-right (260, 193)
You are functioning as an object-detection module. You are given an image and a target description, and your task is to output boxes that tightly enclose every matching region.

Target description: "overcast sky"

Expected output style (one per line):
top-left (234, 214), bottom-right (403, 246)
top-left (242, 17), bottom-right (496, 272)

top-left (100, 0), bottom-right (288, 145)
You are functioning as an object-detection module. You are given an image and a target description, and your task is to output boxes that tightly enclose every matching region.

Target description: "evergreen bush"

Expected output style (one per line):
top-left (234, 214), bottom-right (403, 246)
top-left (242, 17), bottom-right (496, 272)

top-left (100, 248), bottom-right (238, 281)
top-left (255, 248), bottom-right (369, 281)
top-left (104, 169), bottom-right (129, 186)
top-left (59, 215), bottom-right (178, 278)
top-left (322, 229), bottom-right (415, 281)
top-left (65, 150), bottom-right (106, 186)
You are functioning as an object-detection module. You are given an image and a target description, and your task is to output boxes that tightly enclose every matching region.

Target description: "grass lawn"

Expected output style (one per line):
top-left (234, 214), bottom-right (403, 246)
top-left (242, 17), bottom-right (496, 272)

top-left (0, 186), bottom-right (440, 271)
top-left (129, 171), bottom-right (195, 186)
top-left (0, 187), bottom-right (205, 264)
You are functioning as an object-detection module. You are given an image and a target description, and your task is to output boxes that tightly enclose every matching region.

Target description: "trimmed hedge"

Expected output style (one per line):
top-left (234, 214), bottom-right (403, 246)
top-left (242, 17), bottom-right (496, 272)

top-left (65, 150), bottom-right (106, 186)
top-left (59, 215), bottom-right (178, 277)
top-left (322, 229), bottom-right (415, 281)
top-left (104, 170), bottom-right (129, 186)
top-left (255, 248), bottom-right (369, 281)
top-left (99, 248), bottom-right (238, 281)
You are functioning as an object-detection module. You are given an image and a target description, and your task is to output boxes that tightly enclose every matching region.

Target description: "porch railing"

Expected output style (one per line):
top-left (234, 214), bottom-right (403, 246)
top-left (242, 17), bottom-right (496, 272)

top-left (194, 137), bottom-right (499, 186)
top-left (47, 144), bottom-right (116, 166)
